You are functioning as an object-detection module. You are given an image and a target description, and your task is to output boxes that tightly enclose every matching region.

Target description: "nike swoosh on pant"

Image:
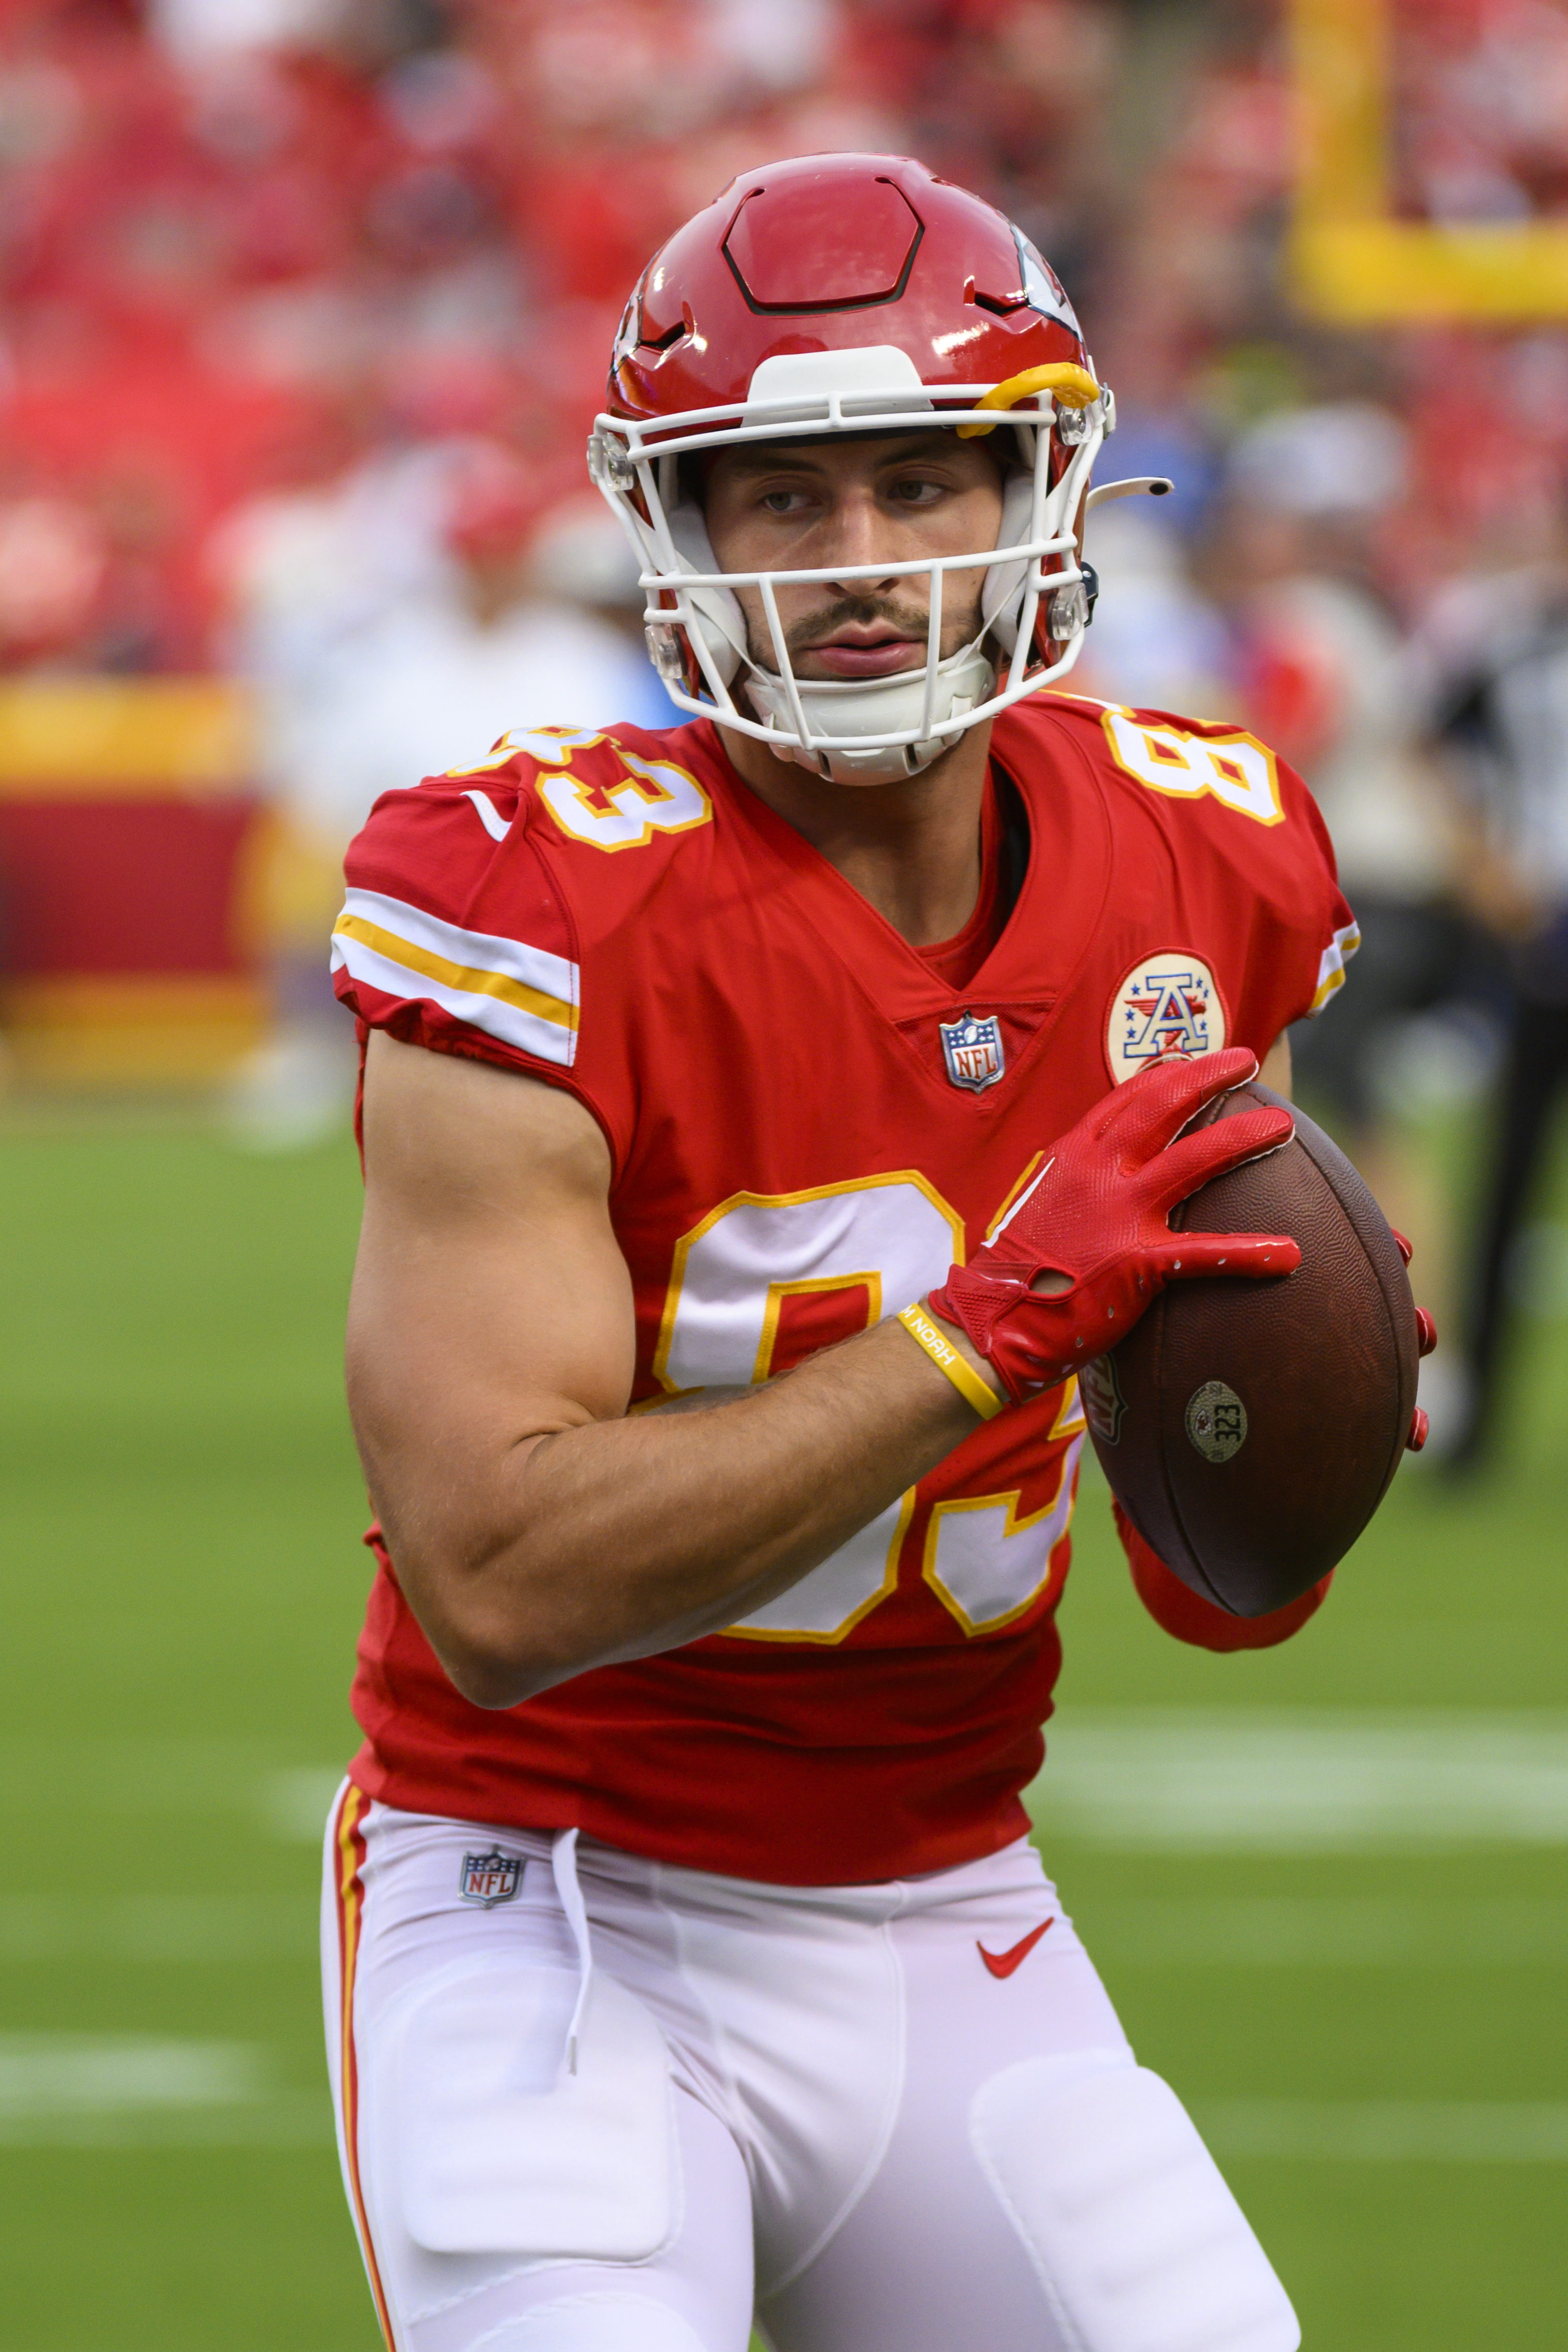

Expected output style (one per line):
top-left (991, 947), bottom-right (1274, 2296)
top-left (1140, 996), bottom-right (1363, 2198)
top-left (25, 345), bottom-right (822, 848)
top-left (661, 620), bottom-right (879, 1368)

top-left (977, 1918), bottom-right (1054, 1978)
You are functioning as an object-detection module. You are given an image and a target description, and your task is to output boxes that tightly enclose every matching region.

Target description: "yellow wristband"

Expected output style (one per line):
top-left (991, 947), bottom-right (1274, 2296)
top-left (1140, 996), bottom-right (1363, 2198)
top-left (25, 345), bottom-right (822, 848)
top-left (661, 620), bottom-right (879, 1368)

top-left (897, 1302), bottom-right (1007, 1421)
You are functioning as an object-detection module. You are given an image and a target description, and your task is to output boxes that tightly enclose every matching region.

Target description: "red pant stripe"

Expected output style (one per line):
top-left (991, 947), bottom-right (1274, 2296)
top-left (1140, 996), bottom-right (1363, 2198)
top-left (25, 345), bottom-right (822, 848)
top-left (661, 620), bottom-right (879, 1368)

top-left (334, 1783), bottom-right (395, 2349)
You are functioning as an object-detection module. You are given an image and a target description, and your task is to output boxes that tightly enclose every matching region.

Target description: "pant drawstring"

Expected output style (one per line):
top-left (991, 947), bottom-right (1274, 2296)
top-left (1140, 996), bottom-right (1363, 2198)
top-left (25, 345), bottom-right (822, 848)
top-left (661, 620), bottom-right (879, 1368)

top-left (550, 1827), bottom-right (592, 2076)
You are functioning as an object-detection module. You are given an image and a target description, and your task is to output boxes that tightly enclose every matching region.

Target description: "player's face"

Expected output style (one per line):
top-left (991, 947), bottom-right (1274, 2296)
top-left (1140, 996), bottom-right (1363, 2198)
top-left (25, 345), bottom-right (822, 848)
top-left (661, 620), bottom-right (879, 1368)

top-left (704, 433), bottom-right (1006, 682)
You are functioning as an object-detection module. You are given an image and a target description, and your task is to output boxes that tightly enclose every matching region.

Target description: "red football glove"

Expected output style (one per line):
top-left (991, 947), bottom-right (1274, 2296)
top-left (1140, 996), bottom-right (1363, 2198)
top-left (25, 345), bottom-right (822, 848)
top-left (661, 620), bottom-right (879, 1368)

top-left (1392, 1228), bottom-right (1440, 1452)
top-left (927, 1048), bottom-right (1300, 1406)
top-left (1114, 1501), bottom-right (1333, 1652)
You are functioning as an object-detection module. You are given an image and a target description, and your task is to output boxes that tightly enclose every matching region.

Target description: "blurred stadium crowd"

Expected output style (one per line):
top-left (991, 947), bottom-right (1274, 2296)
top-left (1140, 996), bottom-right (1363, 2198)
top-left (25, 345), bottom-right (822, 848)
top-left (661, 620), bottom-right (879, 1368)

top-left (3, 0), bottom-right (1568, 1464)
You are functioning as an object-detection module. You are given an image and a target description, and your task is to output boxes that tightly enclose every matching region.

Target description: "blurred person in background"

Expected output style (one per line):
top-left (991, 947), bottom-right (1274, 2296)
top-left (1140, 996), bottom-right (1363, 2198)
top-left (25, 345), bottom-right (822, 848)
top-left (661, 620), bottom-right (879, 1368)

top-left (246, 434), bottom-right (674, 848)
top-left (218, 437), bottom-right (673, 1143)
top-left (526, 486), bottom-right (691, 682)
top-left (1073, 497), bottom-right (1233, 719)
top-left (1202, 402), bottom-right (1467, 1428)
top-left (1422, 492), bottom-right (1568, 1468)
top-left (0, 488), bottom-right (110, 670)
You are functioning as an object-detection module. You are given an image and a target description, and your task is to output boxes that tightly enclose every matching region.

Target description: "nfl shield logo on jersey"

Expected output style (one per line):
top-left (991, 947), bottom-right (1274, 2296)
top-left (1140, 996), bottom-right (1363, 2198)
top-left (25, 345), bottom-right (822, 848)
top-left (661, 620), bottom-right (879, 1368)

top-left (459, 1848), bottom-right (523, 1908)
top-left (1106, 953), bottom-right (1226, 1084)
top-left (940, 1011), bottom-right (1005, 1092)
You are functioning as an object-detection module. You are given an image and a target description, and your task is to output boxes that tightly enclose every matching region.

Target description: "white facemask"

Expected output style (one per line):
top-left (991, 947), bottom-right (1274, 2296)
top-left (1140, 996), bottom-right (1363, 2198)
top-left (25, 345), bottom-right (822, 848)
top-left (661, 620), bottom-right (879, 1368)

top-left (591, 345), bottom-right (1112, 784)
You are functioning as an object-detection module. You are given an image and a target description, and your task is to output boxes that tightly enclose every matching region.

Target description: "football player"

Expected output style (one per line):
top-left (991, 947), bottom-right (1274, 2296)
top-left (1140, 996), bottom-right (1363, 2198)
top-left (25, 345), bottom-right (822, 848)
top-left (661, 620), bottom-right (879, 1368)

top-left (322, 156), bottom-right (1389, 2352)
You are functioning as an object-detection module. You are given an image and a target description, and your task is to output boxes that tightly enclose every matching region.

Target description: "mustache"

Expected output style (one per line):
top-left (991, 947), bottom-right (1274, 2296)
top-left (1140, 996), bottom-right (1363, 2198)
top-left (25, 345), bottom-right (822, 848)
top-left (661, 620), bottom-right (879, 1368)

top-left (783, 594), bottom-right (933, 656)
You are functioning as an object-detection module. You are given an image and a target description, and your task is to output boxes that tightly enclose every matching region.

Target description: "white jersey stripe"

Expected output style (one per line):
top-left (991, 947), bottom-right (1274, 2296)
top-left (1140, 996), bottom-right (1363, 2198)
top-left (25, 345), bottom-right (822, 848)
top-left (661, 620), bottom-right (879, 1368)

top-left (1307, 919), bottom-right (1361, 1015)
top-left (333, 911), bottom-right (578, 1034)
top-left (339, 887), bottom-right (577, 1012)
top-left (332, 928), bottom-right (578, 1067)
top-left (331, 887), bottom-right (578, 1067)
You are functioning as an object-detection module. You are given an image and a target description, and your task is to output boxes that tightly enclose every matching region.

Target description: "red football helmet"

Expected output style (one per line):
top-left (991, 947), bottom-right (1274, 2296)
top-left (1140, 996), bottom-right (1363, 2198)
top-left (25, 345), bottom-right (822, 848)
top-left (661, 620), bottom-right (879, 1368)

top-left (589, 154), bottom-right (1155, 781)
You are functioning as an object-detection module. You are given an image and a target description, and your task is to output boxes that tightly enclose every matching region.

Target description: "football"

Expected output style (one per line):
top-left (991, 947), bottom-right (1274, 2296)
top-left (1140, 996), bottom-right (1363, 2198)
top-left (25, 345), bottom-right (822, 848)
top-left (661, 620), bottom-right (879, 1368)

top-left (1081, 1080), bottom-right (1420, 1617)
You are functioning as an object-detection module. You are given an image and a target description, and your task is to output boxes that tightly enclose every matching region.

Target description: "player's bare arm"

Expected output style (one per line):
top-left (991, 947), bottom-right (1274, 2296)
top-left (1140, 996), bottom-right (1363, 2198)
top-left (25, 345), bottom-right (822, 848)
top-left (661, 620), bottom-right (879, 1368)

top-left (1259, 1034), bottom-right (1289, 1096)
top-left (348, 1029), bottom-right (988, 1707)
top-left (348, 1022), bottom-right (1295, 1710)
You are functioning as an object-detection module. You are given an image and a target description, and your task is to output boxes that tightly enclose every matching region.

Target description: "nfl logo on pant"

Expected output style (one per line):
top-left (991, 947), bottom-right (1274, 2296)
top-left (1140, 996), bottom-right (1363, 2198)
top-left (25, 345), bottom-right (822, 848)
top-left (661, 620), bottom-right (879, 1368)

top-left (459, 1848), bottom-right (523, 1907)
top-left (939, 1011), bottom-right (1005, 1092)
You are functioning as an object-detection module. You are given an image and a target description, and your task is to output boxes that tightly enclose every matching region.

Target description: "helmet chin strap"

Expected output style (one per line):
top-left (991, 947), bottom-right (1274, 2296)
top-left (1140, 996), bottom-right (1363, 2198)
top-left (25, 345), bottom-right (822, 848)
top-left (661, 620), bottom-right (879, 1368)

top-left (743, 640), bottom-right (998, 784)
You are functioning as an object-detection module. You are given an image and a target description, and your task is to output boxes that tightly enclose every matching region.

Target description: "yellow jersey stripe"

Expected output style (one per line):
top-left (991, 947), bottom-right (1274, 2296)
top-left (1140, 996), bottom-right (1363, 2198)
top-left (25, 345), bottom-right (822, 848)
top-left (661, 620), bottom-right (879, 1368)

top-left (1309, 920), bottom-right (1362, 1013)
top-left (333, 911), bottom-right (579, 1034)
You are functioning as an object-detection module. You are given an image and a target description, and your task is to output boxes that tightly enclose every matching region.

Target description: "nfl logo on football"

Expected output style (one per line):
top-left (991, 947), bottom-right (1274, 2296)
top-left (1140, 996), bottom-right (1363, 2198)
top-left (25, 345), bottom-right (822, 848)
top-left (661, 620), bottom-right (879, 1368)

top-left (459, 1848), bottom-right (523, 1908)
top-left (939, 1011), bottom-right (1005, 1093)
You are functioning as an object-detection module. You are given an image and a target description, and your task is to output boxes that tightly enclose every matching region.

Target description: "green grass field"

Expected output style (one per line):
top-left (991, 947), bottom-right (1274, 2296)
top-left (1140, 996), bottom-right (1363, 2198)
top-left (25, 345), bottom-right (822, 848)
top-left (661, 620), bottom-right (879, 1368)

top-left (2, 1111), bottom-right (1565, 2349)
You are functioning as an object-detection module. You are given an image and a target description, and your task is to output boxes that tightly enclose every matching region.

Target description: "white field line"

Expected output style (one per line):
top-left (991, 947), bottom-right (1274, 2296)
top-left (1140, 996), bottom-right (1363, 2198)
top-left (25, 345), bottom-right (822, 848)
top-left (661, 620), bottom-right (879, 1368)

top-left (0, 1742), bottom-right (347, 1841)
top-left (260, 1767), bottom-right (347, 1842)
top-left (0, 2035), bottom-right (331, 2147)
top-left (1197, 2100), bottom-right (1568, 2162)
top-left (0, 2034), bottom-right (263, 2114)
top-left (1029, 1710), bottom-right (1568, 1850)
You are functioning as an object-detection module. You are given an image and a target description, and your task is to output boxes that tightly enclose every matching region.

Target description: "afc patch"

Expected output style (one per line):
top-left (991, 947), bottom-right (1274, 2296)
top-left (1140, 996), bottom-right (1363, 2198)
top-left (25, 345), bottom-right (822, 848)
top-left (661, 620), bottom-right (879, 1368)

top-left (940, 1010), bottom-right (1005, 1092)
top-left (459, 1848), bottom-right (524, 1908)
top-left (1106, 952), bottom-right (1226, 1083)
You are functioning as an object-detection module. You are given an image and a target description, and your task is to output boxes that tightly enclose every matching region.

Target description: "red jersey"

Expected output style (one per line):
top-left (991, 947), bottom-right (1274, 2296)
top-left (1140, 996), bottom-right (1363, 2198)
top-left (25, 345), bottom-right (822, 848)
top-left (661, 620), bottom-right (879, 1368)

top-left (331, 692), bottom-right (1355, 1884)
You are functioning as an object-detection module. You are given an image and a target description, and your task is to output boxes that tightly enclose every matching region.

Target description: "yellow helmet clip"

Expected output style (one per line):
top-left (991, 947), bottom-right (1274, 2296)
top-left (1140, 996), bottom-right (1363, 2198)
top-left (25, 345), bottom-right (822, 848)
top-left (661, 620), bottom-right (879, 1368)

top-left (956, 362), bottom-right (1102, 439)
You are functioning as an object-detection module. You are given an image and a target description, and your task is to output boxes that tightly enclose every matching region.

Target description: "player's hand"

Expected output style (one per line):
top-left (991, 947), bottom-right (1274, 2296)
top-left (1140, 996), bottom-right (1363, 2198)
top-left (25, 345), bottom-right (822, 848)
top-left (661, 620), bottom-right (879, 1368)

top-left (926, 1048), bottom-right (1300, 1406)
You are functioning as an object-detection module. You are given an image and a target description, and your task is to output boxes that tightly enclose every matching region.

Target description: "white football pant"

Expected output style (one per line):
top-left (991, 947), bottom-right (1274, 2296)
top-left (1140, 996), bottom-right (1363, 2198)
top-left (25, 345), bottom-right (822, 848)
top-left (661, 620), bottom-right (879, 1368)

top-left (322, 1789), bottom-right (1298, 2352)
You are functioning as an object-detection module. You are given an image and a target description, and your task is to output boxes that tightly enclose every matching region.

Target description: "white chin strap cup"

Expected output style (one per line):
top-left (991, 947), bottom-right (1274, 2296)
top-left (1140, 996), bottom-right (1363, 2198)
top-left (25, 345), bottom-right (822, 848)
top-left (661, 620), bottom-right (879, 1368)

top-left (745, 645), bottom-right (998, 784)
